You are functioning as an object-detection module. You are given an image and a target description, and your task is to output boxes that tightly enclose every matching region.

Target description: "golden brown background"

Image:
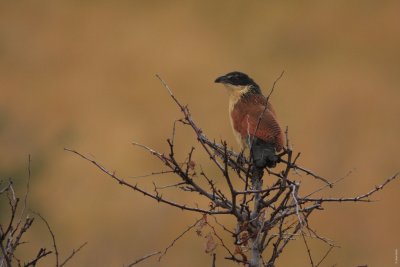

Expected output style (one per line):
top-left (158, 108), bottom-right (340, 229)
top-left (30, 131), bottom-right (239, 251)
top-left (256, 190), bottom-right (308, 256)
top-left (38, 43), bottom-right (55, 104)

top-left (1, 1), bottom-right (399, 266)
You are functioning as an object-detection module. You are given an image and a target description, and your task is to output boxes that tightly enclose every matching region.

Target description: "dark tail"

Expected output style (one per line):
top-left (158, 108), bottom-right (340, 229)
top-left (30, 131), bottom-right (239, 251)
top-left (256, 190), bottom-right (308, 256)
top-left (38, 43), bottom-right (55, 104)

top-left (250, 138), bottom-right (279, 169)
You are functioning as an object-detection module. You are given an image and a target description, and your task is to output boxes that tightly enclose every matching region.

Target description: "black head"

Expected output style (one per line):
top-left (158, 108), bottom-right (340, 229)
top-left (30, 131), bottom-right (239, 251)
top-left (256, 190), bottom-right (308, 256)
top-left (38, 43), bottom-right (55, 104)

top-left (214, 71), bottom-right (258, 87)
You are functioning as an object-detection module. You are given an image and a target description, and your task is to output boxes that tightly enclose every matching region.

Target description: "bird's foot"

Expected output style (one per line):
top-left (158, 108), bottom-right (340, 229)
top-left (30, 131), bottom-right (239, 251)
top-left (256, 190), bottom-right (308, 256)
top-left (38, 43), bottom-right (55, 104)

top-left (266, 155), bottom-right (279, 168)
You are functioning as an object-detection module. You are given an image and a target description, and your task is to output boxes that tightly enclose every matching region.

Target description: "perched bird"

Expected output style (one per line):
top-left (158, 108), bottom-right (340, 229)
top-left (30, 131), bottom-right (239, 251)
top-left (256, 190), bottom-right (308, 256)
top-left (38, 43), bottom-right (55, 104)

top-left (215, 71), bottom-right (284, 169)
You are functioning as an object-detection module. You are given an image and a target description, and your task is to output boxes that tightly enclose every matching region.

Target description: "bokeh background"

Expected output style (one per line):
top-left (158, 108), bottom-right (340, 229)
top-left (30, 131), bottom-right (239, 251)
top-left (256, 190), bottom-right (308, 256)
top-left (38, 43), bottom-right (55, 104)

top-left (1, 1), bottom-right (399, 266)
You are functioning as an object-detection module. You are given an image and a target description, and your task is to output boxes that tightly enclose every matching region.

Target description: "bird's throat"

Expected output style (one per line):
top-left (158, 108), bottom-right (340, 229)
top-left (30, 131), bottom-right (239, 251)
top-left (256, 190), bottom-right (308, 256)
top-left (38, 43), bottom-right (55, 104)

top-left (226, 85), bottom-right (250, 112)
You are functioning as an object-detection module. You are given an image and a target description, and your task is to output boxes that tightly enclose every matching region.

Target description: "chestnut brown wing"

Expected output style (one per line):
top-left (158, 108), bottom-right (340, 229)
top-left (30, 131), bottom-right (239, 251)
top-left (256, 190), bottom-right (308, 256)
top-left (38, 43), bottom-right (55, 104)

top-left (232, 97), bottom-right (284, 151)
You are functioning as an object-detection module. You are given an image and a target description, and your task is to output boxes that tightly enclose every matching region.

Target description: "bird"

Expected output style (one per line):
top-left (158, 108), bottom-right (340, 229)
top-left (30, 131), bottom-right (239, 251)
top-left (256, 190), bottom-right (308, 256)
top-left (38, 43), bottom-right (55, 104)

top-left (215, 71), bottom-right (284, 170)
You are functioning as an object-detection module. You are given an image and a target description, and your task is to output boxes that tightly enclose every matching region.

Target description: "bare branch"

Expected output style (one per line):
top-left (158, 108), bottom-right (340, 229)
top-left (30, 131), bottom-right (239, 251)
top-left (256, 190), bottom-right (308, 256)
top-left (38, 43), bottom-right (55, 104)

top-left (22, 155), bottom-right (31, 216)
top-left (315, 246), bottom-right (334, 267)
top-left (128, 170), bottom-right (174, 180)
top-left (302, 172), bottom-right (399, 203)
top-left (1, 161), bottom-right (86, 267)
top-left (24, 248), bottom-right (52, 267)
top-left (65, 148), bottom-right (230, 215)
top-left (280, 158), bottom-right (333, 187)
top-left (212, 253), bottom-right (216, 267)
top-left (301, 230), bottom-right (315, 267)
top-left (59, 242), bottom-right (88, 267)
top-left (158, 218), bottom-right (201, 261)
top-left (304, 169), bottom-right (354, 198)
top-left (266, 70), bottom-right (285, 102)
top-left (126, 251), bottom-right (161, 267)
top-left (34, 213), bottom-right (59, 267)
top-left (0, 236), bottom-right (12, 267)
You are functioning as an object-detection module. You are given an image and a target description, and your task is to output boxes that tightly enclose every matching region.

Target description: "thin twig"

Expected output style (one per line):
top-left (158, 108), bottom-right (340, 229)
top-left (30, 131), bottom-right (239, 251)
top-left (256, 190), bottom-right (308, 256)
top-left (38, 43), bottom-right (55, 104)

top-left (0, 237), bottom-right (12, 267)
top-left (128, 170), bottom-right (174, 179)
top-left (301, 230), bottom-right (315, 267)
top-left (34, 213), bottom-right (59, 267)
top-left (315, 246), bottom-right (334, 267)
top-left (212, 253), bottom-right (216, 267)
top-left (266, 70), bottom-right (285, 102)
top-left (280, 159), bottom-right (332, 187)
top-left (158, 218), bottom-right (201, 261)
top-left (59, 242), bottom-right (88, 267)
top-left (126, 251), bottom-right (161, 267)
top-left (304, 169), bottom-right (354, 198)
top-left (302, 172), bottom-right (399, 203)
top-left (24, 248), bottom-right (52, 267)
top-left (22, 155), bottom-right (31, 216)
top-left (65, 148), bottom-right (230, 215)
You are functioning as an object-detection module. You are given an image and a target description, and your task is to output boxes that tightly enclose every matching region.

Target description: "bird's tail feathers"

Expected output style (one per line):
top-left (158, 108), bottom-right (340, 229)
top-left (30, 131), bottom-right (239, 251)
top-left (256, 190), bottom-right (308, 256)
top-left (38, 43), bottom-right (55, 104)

top-left (250, 138), bottom-right (279, 169)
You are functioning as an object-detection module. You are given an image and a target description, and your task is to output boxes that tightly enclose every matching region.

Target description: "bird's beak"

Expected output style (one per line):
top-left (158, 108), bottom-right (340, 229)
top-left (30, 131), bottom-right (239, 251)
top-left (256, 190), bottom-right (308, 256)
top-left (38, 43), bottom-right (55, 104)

top-left (214, 75), bottom-right (228, 84)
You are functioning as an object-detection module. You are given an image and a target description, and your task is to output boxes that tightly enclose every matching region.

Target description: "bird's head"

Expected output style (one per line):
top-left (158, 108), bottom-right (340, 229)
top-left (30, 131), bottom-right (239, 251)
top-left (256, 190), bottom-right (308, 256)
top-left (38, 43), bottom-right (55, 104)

top-left (215, 71), bottom-right (260, 95)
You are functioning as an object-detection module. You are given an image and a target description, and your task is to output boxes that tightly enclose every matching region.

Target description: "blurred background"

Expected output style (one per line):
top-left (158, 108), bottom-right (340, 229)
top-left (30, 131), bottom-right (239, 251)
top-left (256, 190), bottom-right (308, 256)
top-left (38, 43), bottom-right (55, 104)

top-left (0, 1), bottom-right (399, 266)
